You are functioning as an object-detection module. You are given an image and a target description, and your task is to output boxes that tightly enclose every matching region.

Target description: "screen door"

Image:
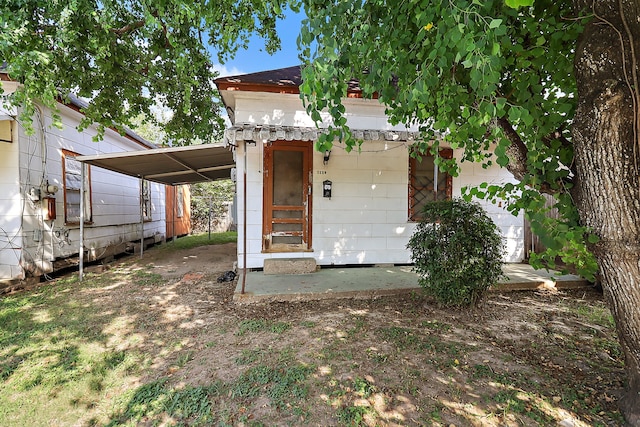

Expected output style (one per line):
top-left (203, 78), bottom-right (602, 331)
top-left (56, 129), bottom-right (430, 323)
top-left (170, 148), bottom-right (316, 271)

top-left (263, 141), bottom-right (312, 252)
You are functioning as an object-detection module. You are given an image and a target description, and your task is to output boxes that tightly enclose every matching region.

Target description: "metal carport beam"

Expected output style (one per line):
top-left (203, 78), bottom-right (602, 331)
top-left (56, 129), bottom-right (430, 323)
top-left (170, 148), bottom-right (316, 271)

top-left (75, 143), bottom-right (236, 281)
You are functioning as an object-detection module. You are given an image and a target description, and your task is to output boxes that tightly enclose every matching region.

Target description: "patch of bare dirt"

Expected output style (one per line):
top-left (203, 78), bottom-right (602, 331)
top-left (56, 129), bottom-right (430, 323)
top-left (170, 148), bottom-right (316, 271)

top-left (143, 241), bottom-right (237, 280)
top-left (71, 242), bottom-right (625, 426)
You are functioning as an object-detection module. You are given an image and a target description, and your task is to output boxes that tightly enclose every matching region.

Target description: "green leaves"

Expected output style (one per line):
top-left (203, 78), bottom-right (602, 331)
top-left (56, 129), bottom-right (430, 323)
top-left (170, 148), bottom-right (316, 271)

top-left (464, 183), bottom-right (597, 280)
top-left (494, 138), bottom-right (511, 167)
top-left (505, 0), bottom-right (535, 8)
top-left (298, 0), bottom-right (592, 278)
top-left (407, 199), bottom-right (505, 307)
top-left (0, 0), bottom-right (294, 144)
top-left (489, 19), bottom-right (503, 29)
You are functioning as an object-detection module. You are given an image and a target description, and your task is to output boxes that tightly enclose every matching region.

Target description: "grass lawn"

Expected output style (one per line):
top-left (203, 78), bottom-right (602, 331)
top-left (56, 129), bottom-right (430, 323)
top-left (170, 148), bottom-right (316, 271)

top-left (161, 231), bottom-right (237, 250)
top-left (0, 233), bottom-right (626, 426)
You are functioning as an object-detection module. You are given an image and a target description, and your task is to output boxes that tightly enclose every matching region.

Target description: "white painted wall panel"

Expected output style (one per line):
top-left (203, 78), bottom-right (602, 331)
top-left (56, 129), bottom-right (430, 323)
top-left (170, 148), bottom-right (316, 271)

top-left (234, 93), bottom-right (418, 132)
top-left (238, 139), bottom-right (523, 268)
top-left (454, 150), bottom-right (525, 262)
top-left (0, 129), bottom-right (23, 281)
top-left (1, 102), bottom-right (167, 281)
top-left (228, 91), bottom-right (525, 269)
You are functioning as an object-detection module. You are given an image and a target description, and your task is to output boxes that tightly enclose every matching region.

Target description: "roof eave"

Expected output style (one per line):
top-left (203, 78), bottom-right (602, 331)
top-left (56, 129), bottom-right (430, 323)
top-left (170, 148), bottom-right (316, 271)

top-left (1, 72), bottom-right (156, 150)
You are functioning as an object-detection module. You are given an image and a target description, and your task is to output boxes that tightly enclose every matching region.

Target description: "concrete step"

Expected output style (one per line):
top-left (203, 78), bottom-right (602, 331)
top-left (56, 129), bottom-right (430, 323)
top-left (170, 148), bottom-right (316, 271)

top-left (263, 258), bottom-right (317, 275)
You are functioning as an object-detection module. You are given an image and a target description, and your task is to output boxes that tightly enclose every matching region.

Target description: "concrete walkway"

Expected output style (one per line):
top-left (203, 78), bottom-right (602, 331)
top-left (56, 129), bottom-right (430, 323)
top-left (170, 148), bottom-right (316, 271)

top-left (233, 263), bottom-right (589, 303)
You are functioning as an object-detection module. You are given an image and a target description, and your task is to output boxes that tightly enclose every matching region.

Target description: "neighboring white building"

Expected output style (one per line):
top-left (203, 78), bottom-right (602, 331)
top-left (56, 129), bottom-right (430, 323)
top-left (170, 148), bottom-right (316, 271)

top-left (215, 66), bottom-right (524, 270)
top-left (0, 79), bottom-right (166, 284)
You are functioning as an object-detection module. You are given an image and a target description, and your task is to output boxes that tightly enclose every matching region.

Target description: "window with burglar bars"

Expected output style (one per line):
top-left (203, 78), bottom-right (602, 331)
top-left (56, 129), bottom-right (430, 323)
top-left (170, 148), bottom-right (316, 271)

top-left (408, 148), bottom-right (453, 221)
top-left (142, 180), bottom-right (152, 220)
top-left (62, 150), bottom-right (92, 224)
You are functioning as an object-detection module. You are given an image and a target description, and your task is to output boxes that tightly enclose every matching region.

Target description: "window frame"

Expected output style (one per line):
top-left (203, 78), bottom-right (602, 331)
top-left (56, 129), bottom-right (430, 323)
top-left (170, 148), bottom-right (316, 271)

top-left (142, 179), bottom-right (152, 221)
top-left (176, 186), bottom-right (184, 218)
top-left (408, 148), bottom-right (453, 222)
top-left (62, 149), bottom-right (93, 225)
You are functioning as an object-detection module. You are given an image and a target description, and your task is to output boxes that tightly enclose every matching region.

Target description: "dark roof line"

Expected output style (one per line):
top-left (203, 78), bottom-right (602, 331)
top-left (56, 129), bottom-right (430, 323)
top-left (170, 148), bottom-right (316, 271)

top-left (215, 65), bottom-right (302, 88)
top-left (1, 71), bottom-right (156, 149)
top-left (214, 65), bottom-right (362, 93)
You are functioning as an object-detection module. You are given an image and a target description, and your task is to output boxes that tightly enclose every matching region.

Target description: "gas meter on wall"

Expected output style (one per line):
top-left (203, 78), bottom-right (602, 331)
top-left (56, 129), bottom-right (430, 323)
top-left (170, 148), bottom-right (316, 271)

top-left (28, 187), bottom-right (41, 201)
top-left (44, 184), bottom-right (59, 195)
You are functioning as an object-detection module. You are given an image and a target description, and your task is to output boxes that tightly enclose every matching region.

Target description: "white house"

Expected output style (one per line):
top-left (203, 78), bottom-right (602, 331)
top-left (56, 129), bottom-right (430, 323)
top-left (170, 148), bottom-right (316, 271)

top-left (215, 66), bottom-right (524, 271)
top-left (0, 79), bottom-right (167, 284)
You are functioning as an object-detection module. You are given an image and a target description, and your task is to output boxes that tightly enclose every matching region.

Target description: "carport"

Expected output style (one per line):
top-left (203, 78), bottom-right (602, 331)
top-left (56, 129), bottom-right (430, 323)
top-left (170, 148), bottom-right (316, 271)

top-left (76, 143), bottom-right (235, 280)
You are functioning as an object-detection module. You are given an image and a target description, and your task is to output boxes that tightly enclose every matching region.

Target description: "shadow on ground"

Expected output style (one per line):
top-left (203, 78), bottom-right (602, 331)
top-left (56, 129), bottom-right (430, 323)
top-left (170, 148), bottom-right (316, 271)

top-left (0, 242), bottom-right (625, 426)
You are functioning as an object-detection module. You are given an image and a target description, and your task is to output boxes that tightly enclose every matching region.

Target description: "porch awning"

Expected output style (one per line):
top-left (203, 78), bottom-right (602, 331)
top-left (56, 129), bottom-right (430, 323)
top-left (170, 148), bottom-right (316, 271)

top-left (76, 143), bottom-right (235, 185)
top-left (223, 124), bottom-right (423, 146)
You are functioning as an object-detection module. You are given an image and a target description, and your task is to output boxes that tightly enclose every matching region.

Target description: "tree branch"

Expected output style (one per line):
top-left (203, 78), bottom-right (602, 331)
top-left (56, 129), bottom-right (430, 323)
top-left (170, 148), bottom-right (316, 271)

top-left (496, 116), bottom-right (529, 181)
top-left (110, 10), bottom-right (160, 37)
top-left (496, 117), bottom-right (569, 194)
top-left (110, 20), bottom-right (146, 36)
top-left (541, 128), bottom-right (570, 150)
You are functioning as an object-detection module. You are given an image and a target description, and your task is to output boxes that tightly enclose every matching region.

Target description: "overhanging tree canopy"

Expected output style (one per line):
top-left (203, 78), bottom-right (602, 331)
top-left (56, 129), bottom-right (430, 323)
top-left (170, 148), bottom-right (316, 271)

top-left (299, 0), bottom-right (592, 277)
top-left (0, 0), bottom-right (296, 144)
top-left (2, 0), bottom-right (640, 423)
top-left (297, 0), bottom-right (640, 423)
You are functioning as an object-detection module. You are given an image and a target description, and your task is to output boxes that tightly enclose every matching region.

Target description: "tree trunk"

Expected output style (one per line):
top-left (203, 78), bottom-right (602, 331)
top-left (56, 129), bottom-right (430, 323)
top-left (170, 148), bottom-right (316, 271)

top-left (572, 0), bottom-right (640, 424)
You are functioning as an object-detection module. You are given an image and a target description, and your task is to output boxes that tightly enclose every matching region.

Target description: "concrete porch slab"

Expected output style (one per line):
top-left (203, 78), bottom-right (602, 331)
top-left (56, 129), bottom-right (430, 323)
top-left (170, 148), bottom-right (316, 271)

top-left (233, 263), bottom-right (590, 303)
top-left (492, 263), bottom-right (588, 291)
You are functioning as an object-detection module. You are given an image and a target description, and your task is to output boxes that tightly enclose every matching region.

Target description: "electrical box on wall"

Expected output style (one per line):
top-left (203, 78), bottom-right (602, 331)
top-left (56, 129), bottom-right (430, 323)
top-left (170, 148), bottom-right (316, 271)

top-left (323, 180), bottom-right (332, 198)
top-left (43, 197), bottom-right (56, 221)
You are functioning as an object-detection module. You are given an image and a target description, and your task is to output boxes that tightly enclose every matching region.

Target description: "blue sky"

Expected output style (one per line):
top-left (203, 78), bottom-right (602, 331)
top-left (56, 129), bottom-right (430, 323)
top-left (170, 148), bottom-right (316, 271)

top-left (212, 8), bottom-right (304, 77)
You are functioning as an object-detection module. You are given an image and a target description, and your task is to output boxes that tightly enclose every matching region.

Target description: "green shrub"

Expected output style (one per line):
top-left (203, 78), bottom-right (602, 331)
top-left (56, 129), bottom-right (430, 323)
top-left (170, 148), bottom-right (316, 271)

top-left (407, 198), bottom-right (505, 307)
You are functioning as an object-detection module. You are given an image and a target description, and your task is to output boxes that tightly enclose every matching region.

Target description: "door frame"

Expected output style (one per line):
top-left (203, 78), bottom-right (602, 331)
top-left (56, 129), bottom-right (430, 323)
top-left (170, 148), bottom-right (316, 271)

top-left (262, 140), bottom-right (313, 252)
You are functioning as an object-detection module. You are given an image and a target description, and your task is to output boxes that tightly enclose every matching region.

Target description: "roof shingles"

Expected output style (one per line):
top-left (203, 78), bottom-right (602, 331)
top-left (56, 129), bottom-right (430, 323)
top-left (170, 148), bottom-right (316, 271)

top-left (214, 65), bottom-right (362, 94)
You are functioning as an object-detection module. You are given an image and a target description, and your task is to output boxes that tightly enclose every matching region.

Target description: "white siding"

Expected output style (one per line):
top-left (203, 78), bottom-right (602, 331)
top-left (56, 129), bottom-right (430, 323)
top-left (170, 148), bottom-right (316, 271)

top-left (233, 92), bottom-right (416, 132)
top-left (455, 153), bottom-right (524, 262)
top-left (230, 91), bottom-right (525, 269)
top-left (0, 120), bottom-right (23, 280)
top-left (1, 102), bottom-right (166, 281)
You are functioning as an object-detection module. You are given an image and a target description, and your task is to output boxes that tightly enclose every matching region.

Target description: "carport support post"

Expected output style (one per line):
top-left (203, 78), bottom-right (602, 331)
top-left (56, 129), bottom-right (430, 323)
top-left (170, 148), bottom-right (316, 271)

top-left (172, 186), bottom-right (176, 242)
top-left (139, 177), bottom-right (144, 258)
top-left (79, 162), bottom-right (85, 281)
top-left (208, 196), bottom-right (212, 241)
top-left (242, 142), bottom-right (247, 294)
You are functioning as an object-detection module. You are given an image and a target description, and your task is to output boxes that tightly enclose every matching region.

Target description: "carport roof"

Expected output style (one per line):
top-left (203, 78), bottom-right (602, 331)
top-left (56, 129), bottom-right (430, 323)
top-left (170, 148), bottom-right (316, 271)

top-left (76, 143), bottom-right (235, 185)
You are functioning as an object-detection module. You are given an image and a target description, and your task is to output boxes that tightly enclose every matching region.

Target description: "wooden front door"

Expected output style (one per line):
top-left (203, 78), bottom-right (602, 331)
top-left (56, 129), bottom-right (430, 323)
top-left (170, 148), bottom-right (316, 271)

top-left (263, 141), bottom-right (312, 252)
